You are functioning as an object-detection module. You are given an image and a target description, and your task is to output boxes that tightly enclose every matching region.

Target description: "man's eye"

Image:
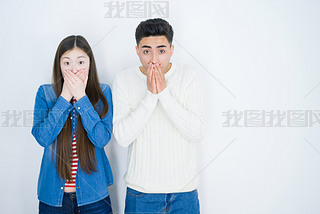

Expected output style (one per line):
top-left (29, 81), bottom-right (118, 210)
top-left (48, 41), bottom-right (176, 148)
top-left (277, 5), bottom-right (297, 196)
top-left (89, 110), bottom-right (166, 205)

top-left (143, 50), bottom-right (149, 54)
top-left (159, 50), bottom-right (165, 54)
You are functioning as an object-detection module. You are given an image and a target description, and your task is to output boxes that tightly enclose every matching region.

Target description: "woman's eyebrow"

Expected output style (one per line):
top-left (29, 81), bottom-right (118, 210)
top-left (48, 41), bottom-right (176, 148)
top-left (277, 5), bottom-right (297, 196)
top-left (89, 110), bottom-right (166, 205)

top-left (61, 56), bottom-right (87, 60)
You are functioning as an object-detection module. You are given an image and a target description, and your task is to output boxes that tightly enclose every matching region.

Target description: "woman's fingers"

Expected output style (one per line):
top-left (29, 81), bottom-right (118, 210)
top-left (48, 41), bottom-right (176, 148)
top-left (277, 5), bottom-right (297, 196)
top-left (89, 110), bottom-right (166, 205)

top-left (76, 69), bottom-right (87, 82)
top-left (64, 70), bottom-right (84, 87)
top-left (64, 71), bottom-right (74, 85)
top-left (64, 75), bottom-right (73, 90)
top-left (64, 70), bottom-right (76, 85)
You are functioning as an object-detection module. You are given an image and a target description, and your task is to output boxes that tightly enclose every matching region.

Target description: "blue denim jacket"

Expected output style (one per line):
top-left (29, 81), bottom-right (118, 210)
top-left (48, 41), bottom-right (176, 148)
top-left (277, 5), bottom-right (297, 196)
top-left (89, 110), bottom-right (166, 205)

top-left (31, 83), bottom-right (113, 207)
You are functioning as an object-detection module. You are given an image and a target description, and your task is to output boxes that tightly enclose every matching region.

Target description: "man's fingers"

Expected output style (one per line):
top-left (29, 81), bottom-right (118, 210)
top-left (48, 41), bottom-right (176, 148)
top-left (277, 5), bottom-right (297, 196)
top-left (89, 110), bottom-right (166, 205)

top-left (153, 69), bottom-right (158, 93)
top-left (154, 64), bottom-right (163, 82)
top-left (147, 64), bottom-right (154, 83)
top-left (153, 70), bottom-right (158, 93)
top-left (157, 64), bottom-right (165, 82)
top-left (147, 63), bottom-right (153, 75)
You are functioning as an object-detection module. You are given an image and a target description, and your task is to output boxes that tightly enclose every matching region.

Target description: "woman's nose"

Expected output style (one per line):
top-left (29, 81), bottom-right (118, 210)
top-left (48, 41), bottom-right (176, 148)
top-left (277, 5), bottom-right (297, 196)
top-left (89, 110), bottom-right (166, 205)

top-left (70, 65), bottom-right (80, 73)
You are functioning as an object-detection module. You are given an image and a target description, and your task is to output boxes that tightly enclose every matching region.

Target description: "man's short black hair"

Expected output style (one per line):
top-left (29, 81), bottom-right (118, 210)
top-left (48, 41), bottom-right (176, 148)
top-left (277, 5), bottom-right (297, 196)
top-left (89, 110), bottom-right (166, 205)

top-left (135, 18), bottom-right (174, 46)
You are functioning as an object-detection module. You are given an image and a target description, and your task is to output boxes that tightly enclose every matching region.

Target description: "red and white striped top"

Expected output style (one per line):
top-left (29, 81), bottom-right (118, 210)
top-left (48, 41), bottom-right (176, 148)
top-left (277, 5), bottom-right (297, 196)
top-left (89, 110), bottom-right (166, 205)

top-left (65, 98), bottom-right (78, 188)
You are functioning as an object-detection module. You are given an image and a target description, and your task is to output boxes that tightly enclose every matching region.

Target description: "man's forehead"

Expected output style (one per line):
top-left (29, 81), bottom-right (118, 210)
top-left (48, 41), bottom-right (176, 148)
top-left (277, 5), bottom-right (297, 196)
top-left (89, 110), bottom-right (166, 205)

top-left (139, 36), bottom-right (170, 47)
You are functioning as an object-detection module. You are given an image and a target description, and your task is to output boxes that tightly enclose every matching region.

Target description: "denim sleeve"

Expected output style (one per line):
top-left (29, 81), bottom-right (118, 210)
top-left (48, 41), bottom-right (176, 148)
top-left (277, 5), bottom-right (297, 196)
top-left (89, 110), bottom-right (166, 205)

top-left (31, 86), bottom-right (73, 147)
top-left (74, 85), bottom-right (113, 148)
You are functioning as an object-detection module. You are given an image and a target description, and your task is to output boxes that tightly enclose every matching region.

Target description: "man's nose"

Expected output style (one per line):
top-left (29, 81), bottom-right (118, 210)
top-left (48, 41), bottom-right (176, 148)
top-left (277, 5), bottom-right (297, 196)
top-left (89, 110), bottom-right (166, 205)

top-left (151, 52), bottom-right (158, 63)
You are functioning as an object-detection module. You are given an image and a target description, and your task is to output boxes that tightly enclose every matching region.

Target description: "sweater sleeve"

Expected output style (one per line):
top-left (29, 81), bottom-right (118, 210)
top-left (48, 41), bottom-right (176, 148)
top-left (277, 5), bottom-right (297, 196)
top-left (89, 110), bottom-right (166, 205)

top-left (112, 76), bottom-right (158, 147)
top-left (158, 71), bottom-right (205, 142)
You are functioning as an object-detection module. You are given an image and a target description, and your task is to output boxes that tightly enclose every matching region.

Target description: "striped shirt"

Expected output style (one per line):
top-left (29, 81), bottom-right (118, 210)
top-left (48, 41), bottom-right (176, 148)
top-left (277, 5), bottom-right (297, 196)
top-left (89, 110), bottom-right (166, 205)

top-left (65, 98), bottom-right (78, 188)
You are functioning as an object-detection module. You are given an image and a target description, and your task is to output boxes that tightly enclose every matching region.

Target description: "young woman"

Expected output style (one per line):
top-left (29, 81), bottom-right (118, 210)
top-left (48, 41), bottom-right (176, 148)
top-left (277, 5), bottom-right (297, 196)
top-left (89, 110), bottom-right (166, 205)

top-left (32, 35), bottom-right (113, 214)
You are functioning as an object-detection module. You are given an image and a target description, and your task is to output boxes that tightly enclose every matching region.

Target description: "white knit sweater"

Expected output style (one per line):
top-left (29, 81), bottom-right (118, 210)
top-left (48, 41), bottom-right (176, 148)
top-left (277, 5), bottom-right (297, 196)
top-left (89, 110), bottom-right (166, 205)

top-left (112, 63), bottom-right (205, 193)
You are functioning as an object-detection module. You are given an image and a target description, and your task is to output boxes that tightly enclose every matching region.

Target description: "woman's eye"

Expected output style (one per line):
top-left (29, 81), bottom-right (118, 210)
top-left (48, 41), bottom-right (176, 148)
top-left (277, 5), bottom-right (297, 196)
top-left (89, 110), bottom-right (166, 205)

top-left (64, 62), bottom-right (70, 66)
top-left (143, 50), bottom-right (149, 54)
top-left (79, 61), bottom-right (84, 65)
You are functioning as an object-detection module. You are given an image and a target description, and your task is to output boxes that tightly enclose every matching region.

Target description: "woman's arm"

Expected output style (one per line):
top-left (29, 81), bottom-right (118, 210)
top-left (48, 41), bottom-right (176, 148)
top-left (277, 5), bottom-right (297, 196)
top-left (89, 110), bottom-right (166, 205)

top-left (31, 85), bottom-right (73, 147)
top-left (74, 85), bottom-right (113, 148)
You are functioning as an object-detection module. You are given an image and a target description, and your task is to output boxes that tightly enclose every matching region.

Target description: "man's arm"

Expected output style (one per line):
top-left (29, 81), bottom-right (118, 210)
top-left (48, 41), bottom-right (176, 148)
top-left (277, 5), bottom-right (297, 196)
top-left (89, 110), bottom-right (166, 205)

top-left (157, 70), bottom-right (206, 142)
top-left (112, 75), bottom-right (158, 147)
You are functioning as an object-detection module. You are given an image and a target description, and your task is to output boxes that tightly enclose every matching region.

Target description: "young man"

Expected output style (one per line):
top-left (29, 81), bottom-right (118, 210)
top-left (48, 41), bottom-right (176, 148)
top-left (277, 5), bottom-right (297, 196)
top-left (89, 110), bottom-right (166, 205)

top-left (112, 18), bottom-right (205, 213)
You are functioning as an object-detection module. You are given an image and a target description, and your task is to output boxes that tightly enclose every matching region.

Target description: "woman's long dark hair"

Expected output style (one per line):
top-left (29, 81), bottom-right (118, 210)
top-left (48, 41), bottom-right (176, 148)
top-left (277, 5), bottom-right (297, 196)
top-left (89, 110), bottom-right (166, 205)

top-left (52, 35), bottom-right (108, 180)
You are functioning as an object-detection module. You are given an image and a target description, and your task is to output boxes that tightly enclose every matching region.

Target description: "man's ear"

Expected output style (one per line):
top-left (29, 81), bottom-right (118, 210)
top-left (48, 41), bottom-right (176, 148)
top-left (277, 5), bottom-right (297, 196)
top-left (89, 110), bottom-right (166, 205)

top-left (135, 46), bottom-right (139, 56)
top-left (170, 44), bottom-right (174, 56)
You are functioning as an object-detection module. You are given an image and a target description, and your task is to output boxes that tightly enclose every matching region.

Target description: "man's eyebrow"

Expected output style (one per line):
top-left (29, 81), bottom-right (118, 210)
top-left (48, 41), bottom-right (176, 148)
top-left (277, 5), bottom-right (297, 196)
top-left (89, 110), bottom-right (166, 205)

top-left (141, 45), bottom-right (167, 48)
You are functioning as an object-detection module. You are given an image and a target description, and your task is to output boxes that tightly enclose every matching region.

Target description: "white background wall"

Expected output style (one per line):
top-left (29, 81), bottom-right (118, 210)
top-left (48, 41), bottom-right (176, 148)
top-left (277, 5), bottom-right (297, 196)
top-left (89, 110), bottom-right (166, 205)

top-left (0, 0), bottom-right (320, 213)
